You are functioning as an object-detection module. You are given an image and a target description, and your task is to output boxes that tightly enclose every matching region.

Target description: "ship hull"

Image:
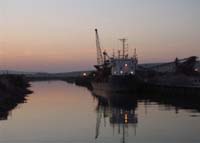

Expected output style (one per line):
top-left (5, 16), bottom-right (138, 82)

top-left (91, 75), bottom-right (140, 93)
top-left (145, 74), bottom-right (200, 89)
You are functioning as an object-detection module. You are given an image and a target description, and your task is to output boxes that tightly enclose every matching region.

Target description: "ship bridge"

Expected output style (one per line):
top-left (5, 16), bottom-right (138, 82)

top-left (111, 58), bottom-right (137, 76)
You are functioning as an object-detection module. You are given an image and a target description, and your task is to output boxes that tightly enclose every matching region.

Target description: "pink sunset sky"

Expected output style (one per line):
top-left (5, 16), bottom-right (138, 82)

top-left (1, 0), bottom-right (200, 72)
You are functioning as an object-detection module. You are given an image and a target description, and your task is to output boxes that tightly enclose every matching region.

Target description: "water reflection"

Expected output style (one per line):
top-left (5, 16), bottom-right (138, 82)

top-left (91, 88), bottom-right (200, 143)
top-left (0, 81), bottom-right (199, 143)
top-left (138, 88), bottom-right (200, 113)
top-left (94, 93), bottom-right (138, 143)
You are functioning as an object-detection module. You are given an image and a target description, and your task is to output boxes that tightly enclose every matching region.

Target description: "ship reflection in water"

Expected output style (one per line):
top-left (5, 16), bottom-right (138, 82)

top-left (92, 87), bottom-right (200, 143)
top-left (94, 93), bottom-right (138, 143)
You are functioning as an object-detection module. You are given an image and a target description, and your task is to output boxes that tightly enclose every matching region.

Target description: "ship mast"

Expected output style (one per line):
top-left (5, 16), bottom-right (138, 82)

top-left (119, 38), bottom-right (127, 59)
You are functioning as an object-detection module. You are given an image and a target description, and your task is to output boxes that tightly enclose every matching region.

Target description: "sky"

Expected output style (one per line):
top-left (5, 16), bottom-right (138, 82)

top-left (0, 0), bottom-right (200, 72)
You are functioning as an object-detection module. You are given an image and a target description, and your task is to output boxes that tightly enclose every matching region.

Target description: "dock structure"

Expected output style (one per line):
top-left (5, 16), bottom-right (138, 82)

top-left (139, 57), bottom-right (200, 74)
top-left (137, 57), bottom-right (200, 89)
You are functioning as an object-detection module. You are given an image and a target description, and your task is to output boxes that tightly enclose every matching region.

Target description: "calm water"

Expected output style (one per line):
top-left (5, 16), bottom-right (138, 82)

top-left (0, 81), bottom-right (200, 143)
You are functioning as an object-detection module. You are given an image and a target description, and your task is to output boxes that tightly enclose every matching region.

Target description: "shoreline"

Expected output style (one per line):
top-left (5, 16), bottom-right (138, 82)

top-left (0, 74), bottom-right (32, 120)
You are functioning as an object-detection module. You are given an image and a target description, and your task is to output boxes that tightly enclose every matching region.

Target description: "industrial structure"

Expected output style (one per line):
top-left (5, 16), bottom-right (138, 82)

top-left (92, 29), bottom-right (140, 92)
top-left (139, 56), bottom-right (200, 74)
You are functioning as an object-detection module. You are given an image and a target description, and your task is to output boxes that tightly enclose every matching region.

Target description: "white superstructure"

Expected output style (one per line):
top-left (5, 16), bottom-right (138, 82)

top-left (111, 58), bottom-right (137, 76)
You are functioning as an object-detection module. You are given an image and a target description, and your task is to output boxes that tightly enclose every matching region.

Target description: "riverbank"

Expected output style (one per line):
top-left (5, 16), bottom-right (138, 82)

top-left (0, 74), bottom-right (32, 120)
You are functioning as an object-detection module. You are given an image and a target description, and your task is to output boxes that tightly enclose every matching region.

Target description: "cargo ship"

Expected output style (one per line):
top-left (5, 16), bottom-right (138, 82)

top-left (91, 29), bottom-right (141, 93)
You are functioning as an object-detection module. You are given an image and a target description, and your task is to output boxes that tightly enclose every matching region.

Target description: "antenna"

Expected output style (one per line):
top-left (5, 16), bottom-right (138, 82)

top-left (134, 48), bottom-right (137, 59)
top-left (118, 50), bottom-right (121, 59)
top-left (119, 38), bottom-right (127, 59)
top-left (112, 48), bottom-right (115, 58)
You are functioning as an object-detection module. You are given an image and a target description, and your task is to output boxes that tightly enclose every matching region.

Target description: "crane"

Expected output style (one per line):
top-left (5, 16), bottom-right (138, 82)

top-left (95, 29), bottom-right (103, 65)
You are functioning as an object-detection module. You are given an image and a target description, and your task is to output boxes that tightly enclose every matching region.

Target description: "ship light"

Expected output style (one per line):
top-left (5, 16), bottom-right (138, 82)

top-left (125, 113), bottom-right (128, 123)
top-left (130, 71), bottom-right (134, 75)
top-left (120, 71), bottom-right (123, 74)
top-left (114, 71), bottom-right (117, 75)
top-left (195, 68), bottom-right (198, 72)
top-left (125, 64), bottom-right (128, 67)
top-left (83, 73), bottom-right (87, 76)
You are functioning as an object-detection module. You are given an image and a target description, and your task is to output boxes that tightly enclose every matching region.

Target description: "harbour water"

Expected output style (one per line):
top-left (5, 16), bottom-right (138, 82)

top-left (0, 81), bottom-right (200, 143)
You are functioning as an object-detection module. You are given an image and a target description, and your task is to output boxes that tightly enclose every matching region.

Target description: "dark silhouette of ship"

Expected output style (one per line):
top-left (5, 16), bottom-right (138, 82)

top-left (92, 29), bottom-right (141, 92)
top-left (91, 29), bottom-right (200, 93)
